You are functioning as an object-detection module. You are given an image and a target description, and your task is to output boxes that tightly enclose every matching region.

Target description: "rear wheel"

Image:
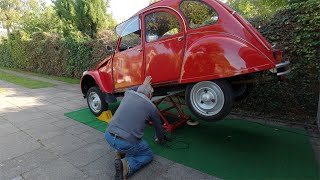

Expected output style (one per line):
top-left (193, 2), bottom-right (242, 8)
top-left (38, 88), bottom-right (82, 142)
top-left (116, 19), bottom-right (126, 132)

top-left (87, 86), bottom-right (108, 116)
top-left (232, 82), bottom-right (253, 101)
top-left (185, 80), bottom-right (234, 121)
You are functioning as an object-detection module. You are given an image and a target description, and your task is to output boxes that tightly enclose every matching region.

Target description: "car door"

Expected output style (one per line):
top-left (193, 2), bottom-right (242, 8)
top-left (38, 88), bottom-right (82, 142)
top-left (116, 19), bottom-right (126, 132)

top-left (112, 16), bottom-right (144, 91)
top-left (143, 8), bottom-right (186, 84)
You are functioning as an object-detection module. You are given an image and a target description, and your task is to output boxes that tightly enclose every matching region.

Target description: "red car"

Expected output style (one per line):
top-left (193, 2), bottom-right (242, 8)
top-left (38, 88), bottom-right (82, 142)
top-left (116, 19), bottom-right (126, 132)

top-left (81, 0), bottom-right (290, 121)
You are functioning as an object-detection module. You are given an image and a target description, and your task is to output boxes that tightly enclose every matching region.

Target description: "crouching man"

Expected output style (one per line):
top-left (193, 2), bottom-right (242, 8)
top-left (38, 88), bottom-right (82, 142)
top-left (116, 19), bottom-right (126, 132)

top-left (105, 76), bottom-right (166, 180)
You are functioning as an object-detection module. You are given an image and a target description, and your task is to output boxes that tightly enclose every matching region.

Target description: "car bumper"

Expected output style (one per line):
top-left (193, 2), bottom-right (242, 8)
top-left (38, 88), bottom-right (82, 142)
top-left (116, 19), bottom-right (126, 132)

top-left (275, 61), bottom-right (290, 76)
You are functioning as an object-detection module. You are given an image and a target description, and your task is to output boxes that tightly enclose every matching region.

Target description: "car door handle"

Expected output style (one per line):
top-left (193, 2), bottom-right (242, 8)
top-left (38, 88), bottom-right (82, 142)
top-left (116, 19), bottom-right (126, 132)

top-left (137, 49), bottom-right (143, 52)
top-left (178, 36), bottom-right (184, 41)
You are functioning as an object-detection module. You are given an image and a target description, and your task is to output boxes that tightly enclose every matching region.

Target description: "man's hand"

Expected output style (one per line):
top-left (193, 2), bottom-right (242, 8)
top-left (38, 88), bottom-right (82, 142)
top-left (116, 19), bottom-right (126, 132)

top-left (164, 135), bottom-right (172, 142)
top-left (143, 76), bottom-right (152, 85)
top-left (155, 135), bottom-right (171, 146)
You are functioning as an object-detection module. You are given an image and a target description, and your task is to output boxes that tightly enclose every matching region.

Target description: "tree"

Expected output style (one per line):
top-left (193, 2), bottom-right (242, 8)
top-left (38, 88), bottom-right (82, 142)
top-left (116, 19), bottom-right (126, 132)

top-left (21, 0), bottom-right (63, 34)
top-left (0, 0), bottom-right (23, 34)
top-left (53, 0), bottom-right (115, 38)
top-left (227, 0), bottom-right (289, 19)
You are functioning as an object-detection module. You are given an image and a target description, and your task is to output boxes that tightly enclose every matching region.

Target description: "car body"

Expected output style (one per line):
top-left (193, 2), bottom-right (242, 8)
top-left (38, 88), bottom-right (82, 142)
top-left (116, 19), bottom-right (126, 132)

top-left (81, 0), bottom-right (290, 121)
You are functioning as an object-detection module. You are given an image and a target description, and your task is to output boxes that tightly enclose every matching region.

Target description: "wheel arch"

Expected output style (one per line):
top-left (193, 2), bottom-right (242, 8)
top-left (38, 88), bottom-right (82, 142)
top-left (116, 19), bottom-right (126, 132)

top-left (80, 70), bottom-right (113, 97)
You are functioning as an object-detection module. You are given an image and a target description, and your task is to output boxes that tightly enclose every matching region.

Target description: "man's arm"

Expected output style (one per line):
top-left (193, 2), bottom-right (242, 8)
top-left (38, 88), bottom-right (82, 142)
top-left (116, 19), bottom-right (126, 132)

top-left (150, 108), bottom-right (165, 143)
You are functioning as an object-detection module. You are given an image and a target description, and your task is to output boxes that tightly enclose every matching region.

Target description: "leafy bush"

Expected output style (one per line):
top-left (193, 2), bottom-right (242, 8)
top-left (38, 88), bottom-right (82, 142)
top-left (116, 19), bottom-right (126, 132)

top-left (234, 0), bottom-right (320, 122)
top-left (0, 29), bottom-right (117, 78)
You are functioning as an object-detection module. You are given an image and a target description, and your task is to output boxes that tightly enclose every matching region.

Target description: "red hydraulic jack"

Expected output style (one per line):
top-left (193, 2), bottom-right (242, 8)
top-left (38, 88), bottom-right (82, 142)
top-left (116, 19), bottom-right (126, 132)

top-left (152, 94), bottom-right (191, 132)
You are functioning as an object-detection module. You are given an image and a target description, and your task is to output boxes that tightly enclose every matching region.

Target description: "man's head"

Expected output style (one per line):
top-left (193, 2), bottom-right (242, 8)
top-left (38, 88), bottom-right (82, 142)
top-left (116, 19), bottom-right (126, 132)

top-left (137, 76), bottom-right (154, 99)
top-left (137, 84), bottom-right (154, 99)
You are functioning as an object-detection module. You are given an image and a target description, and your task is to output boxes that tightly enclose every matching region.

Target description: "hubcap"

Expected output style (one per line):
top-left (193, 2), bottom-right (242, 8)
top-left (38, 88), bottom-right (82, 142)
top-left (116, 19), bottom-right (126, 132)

top-left (88, 92), bottom-right (101, 113)
top-left (190, 81), bottom-right (224, 116)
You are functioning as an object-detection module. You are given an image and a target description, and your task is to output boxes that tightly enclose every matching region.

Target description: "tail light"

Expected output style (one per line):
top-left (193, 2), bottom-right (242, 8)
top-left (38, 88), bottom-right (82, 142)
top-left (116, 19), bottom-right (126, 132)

top-left (273, 49), bottom-right (283, 62)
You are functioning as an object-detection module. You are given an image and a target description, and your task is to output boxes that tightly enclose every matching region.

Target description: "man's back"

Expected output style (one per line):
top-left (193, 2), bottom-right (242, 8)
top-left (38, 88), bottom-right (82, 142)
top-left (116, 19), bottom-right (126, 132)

top-left (107, 90), bottom-right (161, 144)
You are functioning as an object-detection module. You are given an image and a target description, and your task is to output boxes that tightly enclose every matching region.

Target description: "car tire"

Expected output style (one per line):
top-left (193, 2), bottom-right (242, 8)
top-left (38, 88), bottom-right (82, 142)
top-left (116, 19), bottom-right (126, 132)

top-left (232, 82), bottom-right (253, 101)
top-left (185, 80), bottom-right (234, 122)
top-left (86, 86), bottom-right (108, 116)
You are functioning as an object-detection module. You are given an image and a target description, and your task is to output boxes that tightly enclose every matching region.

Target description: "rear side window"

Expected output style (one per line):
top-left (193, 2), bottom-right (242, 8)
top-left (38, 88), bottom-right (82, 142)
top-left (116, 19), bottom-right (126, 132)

top-left (145, 11), bottom-right (181, 42)
top-left (180, 0), bottom-right (219, 29)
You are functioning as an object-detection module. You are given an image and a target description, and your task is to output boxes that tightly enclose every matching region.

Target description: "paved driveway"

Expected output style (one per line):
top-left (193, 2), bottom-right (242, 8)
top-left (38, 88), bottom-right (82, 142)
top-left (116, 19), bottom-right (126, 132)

top-left (0, 70), bottom-right (220, 180)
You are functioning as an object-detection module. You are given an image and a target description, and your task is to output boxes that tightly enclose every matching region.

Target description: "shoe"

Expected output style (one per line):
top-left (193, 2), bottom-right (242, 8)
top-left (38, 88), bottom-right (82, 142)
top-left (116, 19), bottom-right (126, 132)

top-left (114, 159), bottom-right (123, 180)
top-left (115, 151), bottom-right (125, 159)
top-left (121, 158), bottom-right (128, 179)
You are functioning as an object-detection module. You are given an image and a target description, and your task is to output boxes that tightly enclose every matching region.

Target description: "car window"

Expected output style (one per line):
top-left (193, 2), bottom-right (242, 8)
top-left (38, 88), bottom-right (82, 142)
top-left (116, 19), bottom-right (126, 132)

top-left (145, 11), bottom-right (181, 43)
top-left (180, 0), bottom-right (219, 29)
top-left (116, 16), bottom-right (140, 37)
top-left (116, 16), bottom-right (142, 51)
top-left (119, 31), bottom-right (141, 51)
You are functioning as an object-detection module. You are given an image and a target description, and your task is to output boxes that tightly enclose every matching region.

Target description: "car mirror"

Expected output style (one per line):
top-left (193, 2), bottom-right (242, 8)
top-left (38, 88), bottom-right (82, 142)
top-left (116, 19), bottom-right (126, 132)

top-left (106, 45), bottom-right (115, 52)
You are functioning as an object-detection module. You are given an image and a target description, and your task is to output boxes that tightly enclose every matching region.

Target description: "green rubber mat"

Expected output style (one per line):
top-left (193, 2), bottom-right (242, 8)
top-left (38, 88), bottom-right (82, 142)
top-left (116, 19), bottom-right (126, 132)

top-left (65, 103), bottom-right (319, 179)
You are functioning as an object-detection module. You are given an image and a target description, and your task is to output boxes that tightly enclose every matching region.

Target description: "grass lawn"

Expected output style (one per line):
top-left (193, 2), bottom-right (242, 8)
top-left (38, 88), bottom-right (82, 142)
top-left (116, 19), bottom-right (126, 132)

top-left (0, 71), bottom-right (55, 89)
top-left (0, 66), bottom-right (79, 84)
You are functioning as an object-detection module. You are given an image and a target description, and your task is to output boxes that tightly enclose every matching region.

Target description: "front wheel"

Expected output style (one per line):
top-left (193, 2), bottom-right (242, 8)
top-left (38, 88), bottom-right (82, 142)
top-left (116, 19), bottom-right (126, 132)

top-left (86, 86), bottom-right (108, 116)
top-left (185, 80), bottom-right (234, 122)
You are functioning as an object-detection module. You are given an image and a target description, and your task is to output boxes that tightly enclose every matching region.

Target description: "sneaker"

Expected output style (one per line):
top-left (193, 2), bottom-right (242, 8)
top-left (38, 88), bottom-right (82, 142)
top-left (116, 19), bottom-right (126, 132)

top-left (121, 158), bottom-right (128, 179)
top-left (114, 159), bottom-right (123, 180)
top-left (115, 151), bottom-right (125, 159)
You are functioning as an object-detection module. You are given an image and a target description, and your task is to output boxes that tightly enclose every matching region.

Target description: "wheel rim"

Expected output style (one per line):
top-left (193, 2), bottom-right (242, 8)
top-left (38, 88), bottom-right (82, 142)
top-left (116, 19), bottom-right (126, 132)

top-left (190, 81), bottom-right (225, 116)
top-left (88, 91), bottom-right (101, 114)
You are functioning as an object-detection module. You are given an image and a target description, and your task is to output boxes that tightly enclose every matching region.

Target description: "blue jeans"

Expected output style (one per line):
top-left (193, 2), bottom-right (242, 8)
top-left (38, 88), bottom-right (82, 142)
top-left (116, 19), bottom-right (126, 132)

top-left (105, 132), bottom-right (153, 176)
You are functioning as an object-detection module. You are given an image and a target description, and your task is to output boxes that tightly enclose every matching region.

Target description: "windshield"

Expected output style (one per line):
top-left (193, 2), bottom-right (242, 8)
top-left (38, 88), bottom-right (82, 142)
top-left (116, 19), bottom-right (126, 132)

top-left (115, 16), bottom-right (140, 37)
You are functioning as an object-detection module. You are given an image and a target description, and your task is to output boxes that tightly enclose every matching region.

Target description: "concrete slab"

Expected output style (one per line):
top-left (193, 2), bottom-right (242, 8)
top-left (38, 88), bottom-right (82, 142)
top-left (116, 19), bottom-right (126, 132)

top-left (81, 154), bottom-right (114, 180)
top-left (0, 148), bottom-right (59, 180)
top-left (3, 111), bottom-right (49, 123)
top-left (0, 119), bottom-right (20, 137)
top-left (63, 143), bottom-right (109, 167)
top-left (22, 158), bottom-right (88, 180)
top-left (42, 133), bottom-right (88, 155)
top-left (44, 97), bottom-right (74, 104)
top-left (51, 118), bottom-right (80, 128)
top-left (48, 111), bottom-right (74, 120)
top-left (24, 124), bottom-right (65, 140)
top-left (0, 132), bottom-right (41, 163)
top-left (65, 124), bottom-right (96, 135)
top-left (73, 129), bottom-right (105, 144)
top-left (0, 102), bottom-right (20, 116)
top-left (14, 116), bottom-right (60, 130)
top-left (9, 176), bottom-right (24, 180)
top-left (34, 104), bottom-right (67, 113)
top-left (57, 101), bottom-right (87, 111)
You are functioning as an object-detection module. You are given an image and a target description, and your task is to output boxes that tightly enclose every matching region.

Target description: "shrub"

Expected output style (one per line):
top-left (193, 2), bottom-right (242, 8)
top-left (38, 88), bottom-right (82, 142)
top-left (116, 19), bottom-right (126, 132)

top-left (234, 0), bottom-right (320, 123)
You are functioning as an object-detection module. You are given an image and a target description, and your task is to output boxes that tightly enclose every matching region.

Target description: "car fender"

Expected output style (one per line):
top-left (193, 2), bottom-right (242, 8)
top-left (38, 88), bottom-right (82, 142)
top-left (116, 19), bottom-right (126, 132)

top-left (81, 70), bottom-right (113, 95)
top-left (179, 34), bottom-right (276, 83)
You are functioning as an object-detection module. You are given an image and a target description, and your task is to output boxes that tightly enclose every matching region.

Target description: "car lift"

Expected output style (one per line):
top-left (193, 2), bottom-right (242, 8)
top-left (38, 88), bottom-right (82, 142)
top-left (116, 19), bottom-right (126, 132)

top-left (151, 92), bottom-right (192, 132)
top-left (98, 92), bottom-right (195, 132)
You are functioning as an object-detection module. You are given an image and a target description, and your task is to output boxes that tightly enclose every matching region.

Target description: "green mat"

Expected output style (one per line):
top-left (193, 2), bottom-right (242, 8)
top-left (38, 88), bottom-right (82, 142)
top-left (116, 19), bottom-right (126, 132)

top-left (65, 103), bottom-right (319, 180)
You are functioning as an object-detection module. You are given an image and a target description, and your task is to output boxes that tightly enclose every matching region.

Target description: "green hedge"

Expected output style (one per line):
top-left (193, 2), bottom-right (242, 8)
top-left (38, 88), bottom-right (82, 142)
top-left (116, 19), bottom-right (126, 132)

top-left (0, 30), bottom-right (116, 78)
top-left (234, 0), bottom-right (320, 122)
